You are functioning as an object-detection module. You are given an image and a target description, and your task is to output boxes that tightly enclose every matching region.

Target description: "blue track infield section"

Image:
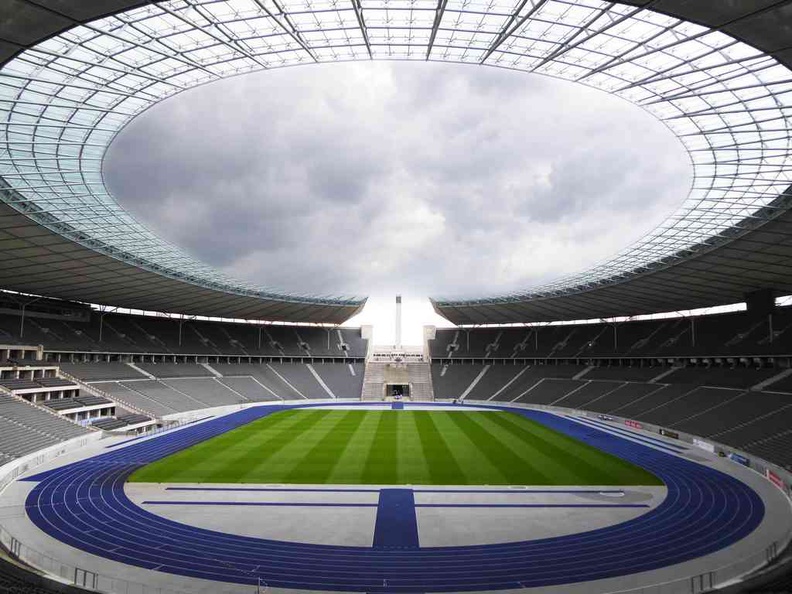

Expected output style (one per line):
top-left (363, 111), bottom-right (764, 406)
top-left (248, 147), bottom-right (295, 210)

top-left (22, 404), bottom-right (765, 592)
top-left (373, 489), bottom-right (420, 549)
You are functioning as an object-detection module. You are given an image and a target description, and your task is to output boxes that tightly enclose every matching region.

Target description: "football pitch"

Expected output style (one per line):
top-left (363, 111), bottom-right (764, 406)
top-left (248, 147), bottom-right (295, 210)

top-left (129, 409), bottom-right (662, 486)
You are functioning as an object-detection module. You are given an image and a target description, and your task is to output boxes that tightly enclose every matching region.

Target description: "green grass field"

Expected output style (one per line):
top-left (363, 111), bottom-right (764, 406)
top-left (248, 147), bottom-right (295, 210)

top-left (129, 410), bottom-right (661, 486)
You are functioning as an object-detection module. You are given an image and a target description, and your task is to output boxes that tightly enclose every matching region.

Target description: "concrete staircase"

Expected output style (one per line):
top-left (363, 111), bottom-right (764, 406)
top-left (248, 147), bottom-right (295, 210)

top-left (361, 362), bottom-right (386, 401)
top-left (384, 364), bottom-right (409, 385)
top-left (360, 361), bottom-right (435, 401)
top-left (407, 362), bottom-right (434, 401)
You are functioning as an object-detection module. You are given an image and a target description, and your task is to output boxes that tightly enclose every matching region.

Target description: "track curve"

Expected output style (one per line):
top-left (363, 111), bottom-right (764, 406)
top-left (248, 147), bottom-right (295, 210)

top-left (22, 405), bottom-right (764, 592)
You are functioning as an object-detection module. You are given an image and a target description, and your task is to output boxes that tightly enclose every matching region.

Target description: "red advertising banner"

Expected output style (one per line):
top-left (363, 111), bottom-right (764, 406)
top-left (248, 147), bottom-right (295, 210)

top-left (624, 420), bottom-right (642, 429)
top-left (766, 469), bottom-right (785, 490)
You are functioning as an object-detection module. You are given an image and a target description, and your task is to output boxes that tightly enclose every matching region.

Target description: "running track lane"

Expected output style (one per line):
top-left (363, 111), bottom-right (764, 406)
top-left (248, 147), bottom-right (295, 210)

top-left (22, 404), bottom-right (764, 592)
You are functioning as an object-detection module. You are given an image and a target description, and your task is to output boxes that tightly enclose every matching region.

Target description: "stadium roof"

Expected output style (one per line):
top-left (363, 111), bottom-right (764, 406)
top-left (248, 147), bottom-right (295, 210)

top-left (0, 0), bottom-right (791, 324)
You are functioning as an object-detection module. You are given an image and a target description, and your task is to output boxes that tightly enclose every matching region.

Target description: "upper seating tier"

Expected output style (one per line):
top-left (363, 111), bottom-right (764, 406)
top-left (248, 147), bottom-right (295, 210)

top-left (429, 308), bottom-right (792, 360)
top-left (0, 312), bottom-right (367, 358)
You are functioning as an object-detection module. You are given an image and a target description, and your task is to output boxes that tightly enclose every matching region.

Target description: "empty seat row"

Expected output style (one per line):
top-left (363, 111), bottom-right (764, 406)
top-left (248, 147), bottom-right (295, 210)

top-left (91, 418), bottom-right (128, 431)
top-left (91, 412), bottom-right (152, 431)
top-left (0, 379), bottom-right (41, 390)
top-left (0, 395), bottom-right (92, 458)
top-left (42, 395), bottom-right (111, 411)
top-left (434, 361), bottom-right (792, 469)
top-left (86, 363), bottom-right (362, 417)
top-left (35, 377), bottom-right (77, 388)
top-left (435, 363), bottom-right (792, 402)
top-left (59, 362), bottom-right (148, 381)
top-left (0, 377), bottom-right (77, 391)
top-left (117, 413), bottom-right (151, 425)
top-left (136, 362), bottom-right (213, 378)
top-left (42, 399), bottom-right (82, 411)
top-left (74, 394), bottom-right (110, 406)
top-left (0, 311), bottom-right (368, 358)
top-left (430, 307), bottom-right (792, 359)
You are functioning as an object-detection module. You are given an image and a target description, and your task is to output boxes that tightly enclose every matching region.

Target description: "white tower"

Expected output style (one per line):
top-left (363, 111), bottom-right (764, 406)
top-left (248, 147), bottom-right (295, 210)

top-left (395, 295), bottom-right (402, 349)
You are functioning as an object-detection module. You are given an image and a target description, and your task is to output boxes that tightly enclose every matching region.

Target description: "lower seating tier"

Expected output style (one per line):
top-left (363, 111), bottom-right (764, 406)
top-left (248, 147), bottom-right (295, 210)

top-left (0, 394), bottom-right (92, 460)
top-left (434, 363), bottom-right (792, 469)
top-left (85, 362), bottom-right (362, 418)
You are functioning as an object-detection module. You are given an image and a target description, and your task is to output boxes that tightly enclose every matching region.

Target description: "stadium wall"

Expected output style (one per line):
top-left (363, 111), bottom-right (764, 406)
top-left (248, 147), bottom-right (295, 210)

top-left (157, 398), bottom-right (362, 423)
top-left (0, 432), bottom-right (103, 497)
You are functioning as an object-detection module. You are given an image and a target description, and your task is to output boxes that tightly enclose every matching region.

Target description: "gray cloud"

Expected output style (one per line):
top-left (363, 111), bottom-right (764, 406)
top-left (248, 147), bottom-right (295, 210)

top-left (103, 61), bottom-right (691, 299)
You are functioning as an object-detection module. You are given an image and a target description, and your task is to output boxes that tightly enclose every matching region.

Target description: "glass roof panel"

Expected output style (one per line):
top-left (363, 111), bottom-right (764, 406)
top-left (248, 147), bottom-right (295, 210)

top-left (0, 0), bottom-right (790, 307)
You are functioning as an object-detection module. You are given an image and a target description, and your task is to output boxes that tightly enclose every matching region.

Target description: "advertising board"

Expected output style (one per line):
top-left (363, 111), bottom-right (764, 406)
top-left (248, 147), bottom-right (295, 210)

top-left (693, 438), bottom-right (715, 453)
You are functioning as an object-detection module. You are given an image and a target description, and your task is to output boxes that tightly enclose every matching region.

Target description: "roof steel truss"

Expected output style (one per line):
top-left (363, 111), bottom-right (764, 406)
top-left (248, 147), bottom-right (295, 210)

top-left (0, 0), bottom-right (790, 319)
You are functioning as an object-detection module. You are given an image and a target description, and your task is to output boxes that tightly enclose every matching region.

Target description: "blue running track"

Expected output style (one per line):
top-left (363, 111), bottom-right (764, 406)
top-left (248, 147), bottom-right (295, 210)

top-left (22, 404), bottom-right (764, 592)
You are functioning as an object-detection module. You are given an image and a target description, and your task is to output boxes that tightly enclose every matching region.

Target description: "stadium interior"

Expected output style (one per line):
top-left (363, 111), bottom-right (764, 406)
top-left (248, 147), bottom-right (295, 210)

top-left (0, 0), bottom-right (792, 593)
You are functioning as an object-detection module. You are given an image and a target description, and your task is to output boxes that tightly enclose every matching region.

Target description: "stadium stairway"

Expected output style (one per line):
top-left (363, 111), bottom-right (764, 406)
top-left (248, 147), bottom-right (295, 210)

top-left (406, 362), bottom-right (434, 400)
top-left (361, 362), bottom-right (386, 400)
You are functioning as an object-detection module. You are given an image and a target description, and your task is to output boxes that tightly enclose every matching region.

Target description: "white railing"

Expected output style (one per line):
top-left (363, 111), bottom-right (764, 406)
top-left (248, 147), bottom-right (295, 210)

top-left (0, 518), bottom-right (783, 594)
top-left (0, 524), bottom-right (191, 594)
top-left (58, 371), bottom-right (153, 419)
top-left (607, 540), bottom-right (786, 594)
top-left (0, 433), bottom-right (103, 496)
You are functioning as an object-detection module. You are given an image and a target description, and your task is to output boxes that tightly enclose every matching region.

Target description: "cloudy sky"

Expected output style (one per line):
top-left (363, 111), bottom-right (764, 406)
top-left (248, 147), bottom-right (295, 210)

top-left (104, 61), bottom-right (691, 344)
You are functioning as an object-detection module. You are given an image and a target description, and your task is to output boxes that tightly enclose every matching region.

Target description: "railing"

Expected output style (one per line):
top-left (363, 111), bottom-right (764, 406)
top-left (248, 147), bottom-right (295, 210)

top-left (59, 371), bottom-right (153, 419)
top-left (0, 434), bottom-right (102, 495)
top-left (0, 524), bottom-right (192, 594)
top-left (608, 541), bottom-right (787, 594)
top-left (119, 416), bottom-right (206, 441)
top-left (0, 517), bottom-right (783, 594)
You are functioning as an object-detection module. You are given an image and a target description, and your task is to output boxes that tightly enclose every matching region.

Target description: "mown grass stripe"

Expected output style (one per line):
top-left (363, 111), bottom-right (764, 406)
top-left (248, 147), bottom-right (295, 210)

top-left (491, 411), bottom-right (662, 485)
top-left (210, 409), bottom-right (332, 483)
top-left (412, 412), bottom-right (467, 484)
top-left (397, 412), bottom-right (431, 484)
top-left (245, 410), bottom-right (341, 482)
top-left (326, 411), bottom-right (379, 484)
top-left (470, 412), bottom-right (591, 484)
top-left (130, 409), bottom-right (303, 483)
top-left (129, 410), bottom-right (660, 487)
top-left (361, 412), bottom-right (399, 484)
top-left (283, 410), bottom-right (367, 483)
top-left (428, 413), bottom-right (511, 484)
top-left (444, 412), bottom-right (554, 485)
